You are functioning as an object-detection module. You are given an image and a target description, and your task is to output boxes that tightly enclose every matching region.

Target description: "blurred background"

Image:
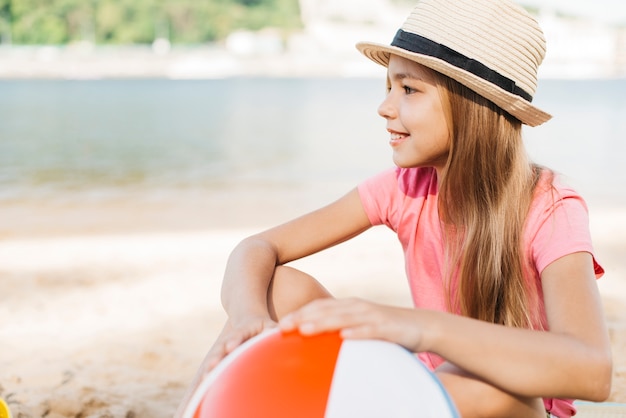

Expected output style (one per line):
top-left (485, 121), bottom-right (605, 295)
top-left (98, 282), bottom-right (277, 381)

top-left (0, 0), bottom-right (624, 232)
top-left (0, 1), bottom-right (625, 417)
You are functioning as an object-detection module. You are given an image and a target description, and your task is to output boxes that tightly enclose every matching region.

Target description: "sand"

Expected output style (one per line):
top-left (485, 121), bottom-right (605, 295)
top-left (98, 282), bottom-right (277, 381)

top-left (0, 188), bottom-right (625, 417)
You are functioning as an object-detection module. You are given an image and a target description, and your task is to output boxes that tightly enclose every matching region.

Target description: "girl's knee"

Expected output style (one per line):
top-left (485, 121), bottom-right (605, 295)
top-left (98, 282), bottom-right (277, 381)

top-left (267, 266), bottom-right (332, 320)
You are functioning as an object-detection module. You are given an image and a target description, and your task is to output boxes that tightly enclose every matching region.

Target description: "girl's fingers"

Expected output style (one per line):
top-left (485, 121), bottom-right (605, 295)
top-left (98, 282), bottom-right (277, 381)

top-left (224, 335), bottom-right (244, 353)
top-left (279, 298), bottom-right (425, 351)
top-left (278, 314), bottom-right (297, 331)
top-left (280, 298), bottom-right (378, 336)
top-left (205, 316), bottom-right (277, 371)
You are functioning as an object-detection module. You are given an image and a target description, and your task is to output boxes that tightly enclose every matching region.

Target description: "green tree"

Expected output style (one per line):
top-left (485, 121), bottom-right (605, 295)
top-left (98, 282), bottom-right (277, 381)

top-left (0, 0), bottom-right (11, 43)
top-left (11, 0), bottom-right (67, 43)
top-left (95, 0), bottom-right (156, 43)
top-left (3, 0), bottom-right (302, 45)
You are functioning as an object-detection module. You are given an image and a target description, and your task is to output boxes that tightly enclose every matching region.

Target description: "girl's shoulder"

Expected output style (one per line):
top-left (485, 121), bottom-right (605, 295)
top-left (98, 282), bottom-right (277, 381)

top-left (531, 169), bottom-right (589, 215)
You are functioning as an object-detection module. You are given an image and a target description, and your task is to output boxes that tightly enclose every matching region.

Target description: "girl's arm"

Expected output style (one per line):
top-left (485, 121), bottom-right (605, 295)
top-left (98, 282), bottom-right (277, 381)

top-left (424, 251), bottom-right (612, 400)
top-left (212, 187), bottom-right (372, 365)
top-left (281, 251), bottom-right (612, 402)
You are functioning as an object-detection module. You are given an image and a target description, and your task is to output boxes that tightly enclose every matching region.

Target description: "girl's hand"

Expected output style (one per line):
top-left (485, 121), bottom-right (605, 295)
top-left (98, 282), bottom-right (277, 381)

top-left (279, 298), bottom-right (428, 353)
top-left (204, 314), bottom-right (277, 371)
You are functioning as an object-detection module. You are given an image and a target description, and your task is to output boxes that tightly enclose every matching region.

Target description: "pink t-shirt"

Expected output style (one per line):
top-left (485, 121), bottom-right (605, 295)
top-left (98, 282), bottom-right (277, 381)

top-left (357, 167), bottom-right (604, 418)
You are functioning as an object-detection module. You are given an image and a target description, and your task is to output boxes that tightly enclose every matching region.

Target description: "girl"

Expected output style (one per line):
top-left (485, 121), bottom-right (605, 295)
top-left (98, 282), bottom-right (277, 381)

top-left (180, 0), bottom-right (612, 416)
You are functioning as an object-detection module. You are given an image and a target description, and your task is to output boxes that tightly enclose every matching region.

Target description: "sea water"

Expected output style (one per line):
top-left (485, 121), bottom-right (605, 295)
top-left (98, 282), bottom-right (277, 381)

top-left (0, 78), bottom-right (624, 204)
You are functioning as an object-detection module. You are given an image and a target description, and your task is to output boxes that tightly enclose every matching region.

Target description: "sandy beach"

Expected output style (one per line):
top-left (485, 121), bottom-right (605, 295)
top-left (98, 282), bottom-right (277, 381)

top-left (0, 185), bottom-right (625, 417)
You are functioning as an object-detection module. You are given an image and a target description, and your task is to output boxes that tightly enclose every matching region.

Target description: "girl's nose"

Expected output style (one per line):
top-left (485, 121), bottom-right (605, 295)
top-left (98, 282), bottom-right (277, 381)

top-left (377, 94), bottom-right (396, 120)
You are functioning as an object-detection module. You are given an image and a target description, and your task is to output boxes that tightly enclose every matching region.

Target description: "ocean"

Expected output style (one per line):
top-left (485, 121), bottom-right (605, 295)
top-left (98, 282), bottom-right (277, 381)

top-left (0, 77), bottom-right (625, 204)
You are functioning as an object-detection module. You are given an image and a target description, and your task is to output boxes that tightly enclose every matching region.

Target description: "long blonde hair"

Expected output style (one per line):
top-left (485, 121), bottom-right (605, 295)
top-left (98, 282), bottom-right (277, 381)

top-left (434, 72), bottom-right (546, 329)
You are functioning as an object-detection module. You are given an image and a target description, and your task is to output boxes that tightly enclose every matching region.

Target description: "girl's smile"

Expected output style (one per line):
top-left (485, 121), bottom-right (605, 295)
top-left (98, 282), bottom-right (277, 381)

top-left (388, 129), bottom-right (410, 147)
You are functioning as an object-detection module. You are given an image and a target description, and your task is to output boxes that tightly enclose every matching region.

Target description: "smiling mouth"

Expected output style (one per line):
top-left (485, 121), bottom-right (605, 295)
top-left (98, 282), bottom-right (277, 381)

top-left (389, 132), bottom-right (409, 146)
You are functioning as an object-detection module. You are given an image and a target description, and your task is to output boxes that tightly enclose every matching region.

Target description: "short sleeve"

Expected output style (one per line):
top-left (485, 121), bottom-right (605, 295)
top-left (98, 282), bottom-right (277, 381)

top-left (527, 187), bottom-right (604, 278)
top-left (357, 168), bottom-right (401, 229)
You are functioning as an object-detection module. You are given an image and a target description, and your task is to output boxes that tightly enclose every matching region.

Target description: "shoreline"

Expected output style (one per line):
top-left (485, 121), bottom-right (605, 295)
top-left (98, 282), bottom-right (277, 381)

top-left (1, 183), bottom-right (624, 239)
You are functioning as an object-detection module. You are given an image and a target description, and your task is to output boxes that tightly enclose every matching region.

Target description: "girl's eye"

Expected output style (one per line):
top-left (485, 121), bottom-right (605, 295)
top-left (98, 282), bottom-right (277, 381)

top-left (403, 85), bottom-right (417, 94)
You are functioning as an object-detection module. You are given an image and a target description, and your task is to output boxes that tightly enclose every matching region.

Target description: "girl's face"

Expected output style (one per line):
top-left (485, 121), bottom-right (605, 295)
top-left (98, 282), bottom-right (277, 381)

top-left (378, 55), bottom-right (450, 173)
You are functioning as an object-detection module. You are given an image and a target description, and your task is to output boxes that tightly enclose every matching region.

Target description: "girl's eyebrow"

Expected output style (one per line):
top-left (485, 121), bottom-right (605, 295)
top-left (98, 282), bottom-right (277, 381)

top-left (390, 72), bottom-right (425, 82)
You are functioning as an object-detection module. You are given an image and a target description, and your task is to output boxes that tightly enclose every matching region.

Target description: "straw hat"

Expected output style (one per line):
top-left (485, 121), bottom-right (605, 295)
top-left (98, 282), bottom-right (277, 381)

top-left (356, 0), bottom-right (551, 127)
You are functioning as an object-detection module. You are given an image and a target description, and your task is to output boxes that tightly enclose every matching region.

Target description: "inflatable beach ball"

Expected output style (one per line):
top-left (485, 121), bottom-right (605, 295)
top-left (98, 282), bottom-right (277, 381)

top-left (181, 329), bottom-right (458, 418)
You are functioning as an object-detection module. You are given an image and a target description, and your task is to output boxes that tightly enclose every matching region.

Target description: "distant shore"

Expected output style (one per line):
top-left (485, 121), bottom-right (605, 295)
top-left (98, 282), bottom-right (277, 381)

top-left (0, 44), bottom-right (386, 80)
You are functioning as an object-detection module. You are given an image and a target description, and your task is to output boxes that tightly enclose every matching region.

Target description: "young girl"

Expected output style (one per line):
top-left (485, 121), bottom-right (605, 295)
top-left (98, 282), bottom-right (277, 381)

top-left (180, 0), bottom-right (612, 416)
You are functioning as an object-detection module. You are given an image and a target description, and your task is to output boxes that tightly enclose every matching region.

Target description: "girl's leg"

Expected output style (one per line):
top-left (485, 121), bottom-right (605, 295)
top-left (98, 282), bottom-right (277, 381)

top-left (267, 265), bottom-right (333, 320)
top-left (436, 362), bottom-right (546, 418)
top-left (212, 265), bottom-right (330, 358)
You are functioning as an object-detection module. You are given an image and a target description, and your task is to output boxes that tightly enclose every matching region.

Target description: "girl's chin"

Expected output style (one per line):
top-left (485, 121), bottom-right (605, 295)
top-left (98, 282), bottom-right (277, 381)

top-left (392, 150), bottom-right (418, 167)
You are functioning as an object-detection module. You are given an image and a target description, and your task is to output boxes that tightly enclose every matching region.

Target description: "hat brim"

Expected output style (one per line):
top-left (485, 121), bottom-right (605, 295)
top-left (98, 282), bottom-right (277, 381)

top-left (356, 41), bottom-right (552, 127)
